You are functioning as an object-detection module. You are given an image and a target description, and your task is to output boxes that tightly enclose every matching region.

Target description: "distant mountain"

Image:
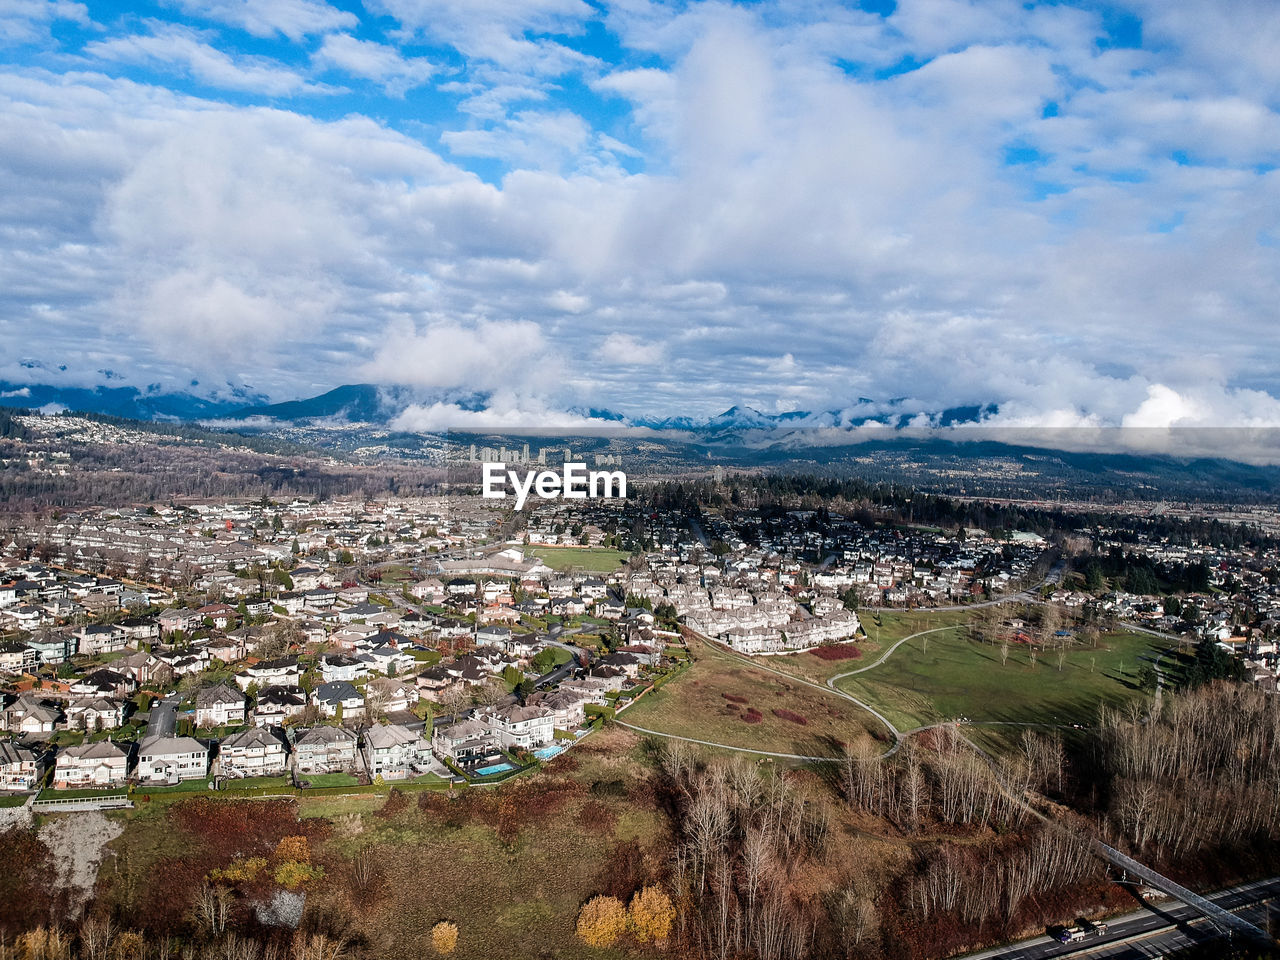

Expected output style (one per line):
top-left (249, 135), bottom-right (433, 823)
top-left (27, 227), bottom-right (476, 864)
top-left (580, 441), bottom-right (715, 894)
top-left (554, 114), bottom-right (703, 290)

top-left (1, 378), bottom-right (1000, 438)
top-left (0, 380), bottom-right (263, 421)
top-left (230, 383), bottom-right (393, 422)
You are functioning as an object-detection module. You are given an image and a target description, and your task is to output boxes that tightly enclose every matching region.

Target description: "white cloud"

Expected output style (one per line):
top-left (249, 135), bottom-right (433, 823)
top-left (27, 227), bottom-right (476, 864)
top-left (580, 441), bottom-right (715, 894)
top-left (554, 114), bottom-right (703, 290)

top-left (0, 0), bottom-right (88, 44)
top-left (312, 33), bottom-right (434, 95)
top-left (596, 332), bottom-right (664, 366)
top-left (4, 0), bottom-right (1280, 437)
top-left (161, 0), bottom-right (356, 41)
top-left (442, 109), bottom-right (592, 170)
top-left (361, 319), bottom-right (557, 396)
top-left (85, 22), bottom-right (327, 96)
top-left (368, 0), bottom-right (596, 76)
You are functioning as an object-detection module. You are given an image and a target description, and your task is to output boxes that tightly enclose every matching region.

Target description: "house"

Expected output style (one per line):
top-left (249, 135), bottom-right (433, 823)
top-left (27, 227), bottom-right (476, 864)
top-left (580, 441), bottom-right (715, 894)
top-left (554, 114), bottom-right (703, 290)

top-left (219, 726), bottom-right (289, 777)
top-left (136, 736), bottom-right (208, 784)
top-left (70, 668), bottom-right (134, 698)
top-left (196, 603), bottom-right (237, 629)
top-left (253, 685), bottom-right (307, 726)
top-left (53, 740), bottom-right (130, 788)
top-left (312, 681), bottom-right (364, 719)
top-left (75, 624), bottom-right (128, 656)
top-left (410, 577), bottom-right (445, 603)
top-left (158, 608), bottom-right (201, 635)
top-left (365, 676), bottom-right (418, 714)
top-left (414, 664), bottom-right (462, 702)
top-left (1, 695), bottom-right (62, 735)
top-left (117, 650), bottom-right (171, 686)
top-left (319, 653), bottom-right (364, 683)
top-left (361, 644), bottom-right (413, 676)
top-left (525, 689), bottom-right (586, 730)
top-left (0, 742), bottom-right (45, 790)
top-left (65, 697), bottom-right (126, 732)
top-left (24, 632), bottom-right (77, 664)
top-left (431, 718), bottom-right (499, 764)
top-left (119, 616), bottom-right (160, 643)
top-left (482, 702), bottom-right (554, 750)
top-left (195, 684), bottom-right (248, 728)
top-left (0, 641), bottom-right (37, 674)
top-left (236, 655), bottom-right (301, 691)
top-left (362, 724), bottom-right (430, 781)
top-left (293, 726), bottom-right (358, 776)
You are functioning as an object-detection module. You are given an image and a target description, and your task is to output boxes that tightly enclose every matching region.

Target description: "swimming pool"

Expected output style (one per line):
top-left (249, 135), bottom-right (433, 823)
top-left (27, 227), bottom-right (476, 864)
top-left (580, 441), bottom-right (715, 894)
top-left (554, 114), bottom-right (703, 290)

top-left (533, 744), bottom-right (566, 761)
top-left (472, 761), bottom-right (515, 777)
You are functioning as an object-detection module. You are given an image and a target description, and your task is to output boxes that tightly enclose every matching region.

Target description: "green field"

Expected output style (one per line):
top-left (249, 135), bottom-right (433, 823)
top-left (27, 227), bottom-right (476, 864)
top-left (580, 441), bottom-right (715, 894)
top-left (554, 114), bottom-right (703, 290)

top-left (527, 546), bottom-right (629, 572)
top-left (834, 628), bottom-right (1163, 735)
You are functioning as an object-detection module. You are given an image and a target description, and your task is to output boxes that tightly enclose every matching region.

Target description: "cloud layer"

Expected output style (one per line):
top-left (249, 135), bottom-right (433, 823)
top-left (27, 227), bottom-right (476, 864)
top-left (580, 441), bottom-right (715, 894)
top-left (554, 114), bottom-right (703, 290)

top-left (1, 0), bottom-right (1278, 430)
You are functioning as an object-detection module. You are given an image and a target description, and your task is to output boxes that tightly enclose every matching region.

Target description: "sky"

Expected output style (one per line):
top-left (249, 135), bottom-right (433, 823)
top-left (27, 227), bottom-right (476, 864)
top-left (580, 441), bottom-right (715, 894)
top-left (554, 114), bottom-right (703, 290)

top-left (1, 0), bottom-right (1279, 431)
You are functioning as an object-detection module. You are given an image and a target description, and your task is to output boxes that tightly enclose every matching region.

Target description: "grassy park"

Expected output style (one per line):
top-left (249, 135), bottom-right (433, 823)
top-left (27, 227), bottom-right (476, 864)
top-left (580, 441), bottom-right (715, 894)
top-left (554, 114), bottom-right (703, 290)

top-left (621, 642), bottom-right (882, 757)
top-left (834, 627), bottom-right (1164, 736)
top-left (527, 546), bottom-right (629, 572)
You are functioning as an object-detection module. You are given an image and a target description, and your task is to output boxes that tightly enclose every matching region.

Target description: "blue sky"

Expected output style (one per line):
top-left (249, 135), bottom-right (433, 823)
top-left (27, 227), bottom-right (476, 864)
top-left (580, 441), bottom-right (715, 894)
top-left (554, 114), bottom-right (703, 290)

top-left (2, 0), bottom-right (1279, 430)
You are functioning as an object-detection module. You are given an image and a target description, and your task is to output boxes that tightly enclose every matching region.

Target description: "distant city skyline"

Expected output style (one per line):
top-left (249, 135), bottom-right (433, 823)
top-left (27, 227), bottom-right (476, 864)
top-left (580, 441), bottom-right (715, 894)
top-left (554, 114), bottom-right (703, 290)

top-left (2, 0), bottom-right (1279, 431)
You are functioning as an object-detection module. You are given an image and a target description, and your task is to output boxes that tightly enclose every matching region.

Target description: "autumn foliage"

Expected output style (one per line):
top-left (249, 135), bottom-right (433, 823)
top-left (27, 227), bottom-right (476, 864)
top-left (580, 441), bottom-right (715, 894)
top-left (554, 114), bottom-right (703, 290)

top-left (576, 894), bottom-right (628, 948)
top-left (627, 885), bottom-right (675, 944)
top-left (431, 920), bottom-right (459, 955)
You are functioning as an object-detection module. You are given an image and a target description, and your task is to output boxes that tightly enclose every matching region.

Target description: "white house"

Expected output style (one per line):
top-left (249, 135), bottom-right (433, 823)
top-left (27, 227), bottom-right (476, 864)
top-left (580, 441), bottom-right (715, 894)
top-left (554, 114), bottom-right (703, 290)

top-left (195, 684), bottom-right (248, 727)
top-left (482, 703), bottom-right (555, 750)
top-left (53, 741), bottom-right (129, 788)
top-left (136, 736), bottom-right (208, 784)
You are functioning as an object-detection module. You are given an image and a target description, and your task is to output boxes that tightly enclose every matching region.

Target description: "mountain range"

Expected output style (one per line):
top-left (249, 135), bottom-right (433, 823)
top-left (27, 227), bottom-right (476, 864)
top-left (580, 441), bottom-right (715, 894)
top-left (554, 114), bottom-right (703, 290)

top-left (0, 379), bottom-right (998, 436)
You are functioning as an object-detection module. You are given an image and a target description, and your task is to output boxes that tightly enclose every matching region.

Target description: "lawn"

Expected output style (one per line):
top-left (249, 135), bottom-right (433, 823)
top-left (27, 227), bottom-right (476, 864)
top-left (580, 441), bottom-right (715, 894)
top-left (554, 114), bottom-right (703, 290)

top-left (0, 793), bottom-right (29, 807)
top-left (299, 772), bottom-right (360, 788)
top-left (620, 641), bottom-right (881, 758)
top-left (218, 776), bottom-right (293, 792)
top-left (136, 777), bottom-right (214, 794)
top-left (37, 786), bottom-right (129, 800)
top-left (526, 546), bottom-right (629, 572)
top-left (834, 628), bottom-right (1164, 739)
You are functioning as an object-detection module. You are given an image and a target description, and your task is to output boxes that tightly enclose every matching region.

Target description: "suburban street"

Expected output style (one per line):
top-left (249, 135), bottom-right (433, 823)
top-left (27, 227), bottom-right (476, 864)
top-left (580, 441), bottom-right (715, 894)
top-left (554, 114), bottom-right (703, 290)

top-left (958, 876), bottom-right (1280, 959)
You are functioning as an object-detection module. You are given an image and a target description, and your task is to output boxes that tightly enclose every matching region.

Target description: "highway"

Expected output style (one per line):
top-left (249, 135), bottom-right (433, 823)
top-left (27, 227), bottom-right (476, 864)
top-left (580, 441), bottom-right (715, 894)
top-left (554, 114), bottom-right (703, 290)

top-left (957, 876), bottom-right (1280, 960)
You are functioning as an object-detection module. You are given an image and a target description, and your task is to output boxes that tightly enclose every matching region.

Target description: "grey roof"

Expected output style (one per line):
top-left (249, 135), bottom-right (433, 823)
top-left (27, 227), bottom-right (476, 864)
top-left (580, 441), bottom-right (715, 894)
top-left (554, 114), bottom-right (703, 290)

top-left (196, 683), bottom-right (246, 706)
top-left (139, 736), bottom-right (206, 757)
top-left (221, 726), bottom-right (288, 751)
top-left (296, 726), bottom-right (357, 747)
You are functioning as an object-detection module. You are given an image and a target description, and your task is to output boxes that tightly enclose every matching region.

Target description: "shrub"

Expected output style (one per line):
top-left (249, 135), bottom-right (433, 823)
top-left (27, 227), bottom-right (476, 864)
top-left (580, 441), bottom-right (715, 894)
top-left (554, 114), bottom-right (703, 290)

top-left (721, 692), bottom-right (748, 704)
top-left (576, 895), bottom-right (627, 948)
top-left (810, 643), bottom-right (861, 661)
top-left (273, 835), bottom-right (310, 864)
top-left (772, 708), bottom-right (808, 725)
top-left (628, 885), bottom-right (675, 944)
top-left (273, 860), bottom-right (323, 890)
top-left (208, 856), bottom-right (267, 885)
top-left (431, 921), bottom-right (459, 955)
top-left (742, 708), bottom-right (763, 724)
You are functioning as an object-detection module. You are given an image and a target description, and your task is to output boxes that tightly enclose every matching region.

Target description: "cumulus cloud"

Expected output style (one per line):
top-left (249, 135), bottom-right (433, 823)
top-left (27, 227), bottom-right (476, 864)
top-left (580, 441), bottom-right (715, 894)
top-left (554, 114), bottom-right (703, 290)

top-left (3, 0), bottom-right (1280, 444)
